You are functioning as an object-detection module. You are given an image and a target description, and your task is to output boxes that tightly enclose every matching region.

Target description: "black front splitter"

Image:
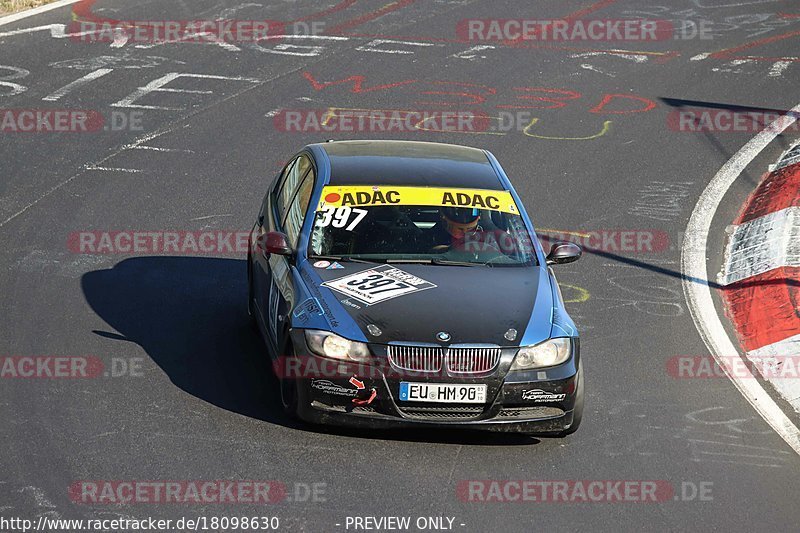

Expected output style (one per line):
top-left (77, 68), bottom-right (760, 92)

top-left (296, 400), bottom-right (575, 434)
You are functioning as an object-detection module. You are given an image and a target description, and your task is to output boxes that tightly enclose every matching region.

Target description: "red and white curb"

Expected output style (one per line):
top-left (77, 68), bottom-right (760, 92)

top-left (683, 102), bottom-right (800, 456)
top-left (720, 145), bottom-right (800, 413)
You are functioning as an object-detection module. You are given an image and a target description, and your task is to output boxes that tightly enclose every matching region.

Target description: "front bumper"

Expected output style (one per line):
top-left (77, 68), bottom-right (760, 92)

top-left (285, 331), bottom-right (580, 434)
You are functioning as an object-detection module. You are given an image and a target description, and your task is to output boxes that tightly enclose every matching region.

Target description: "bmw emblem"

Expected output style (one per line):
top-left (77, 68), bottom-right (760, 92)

top-left (436, 331), bottom-right (451, 342)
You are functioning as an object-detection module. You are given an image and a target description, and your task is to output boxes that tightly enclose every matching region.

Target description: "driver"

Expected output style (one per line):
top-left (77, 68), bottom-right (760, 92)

top-left (429, 206), bottom-right (483, 251)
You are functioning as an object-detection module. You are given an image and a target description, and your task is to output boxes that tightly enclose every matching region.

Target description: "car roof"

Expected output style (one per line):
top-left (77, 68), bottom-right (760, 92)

top-left (312, 140), bottom-right (505, 190)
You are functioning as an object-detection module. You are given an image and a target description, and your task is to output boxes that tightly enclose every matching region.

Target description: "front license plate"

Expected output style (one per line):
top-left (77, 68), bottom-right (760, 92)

top-left (399, 382), bottom-right (487, 404)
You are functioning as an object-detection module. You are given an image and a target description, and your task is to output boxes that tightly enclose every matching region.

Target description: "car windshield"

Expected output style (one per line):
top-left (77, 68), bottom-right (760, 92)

top-left (307, 185), bottom-right (538, 266)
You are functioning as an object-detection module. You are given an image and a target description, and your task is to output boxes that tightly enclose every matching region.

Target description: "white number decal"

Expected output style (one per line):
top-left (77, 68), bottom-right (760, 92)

top-left (331, 205), bottom-right (351, 228)
top-left (318, 207), bottom-right (335, 227)
top-left (316, 207), bottom-right (368, 231)
top-left (346, 208), bottom-right (368, 230)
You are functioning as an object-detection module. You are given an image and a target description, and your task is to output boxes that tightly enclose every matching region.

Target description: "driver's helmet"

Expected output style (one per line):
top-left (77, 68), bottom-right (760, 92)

top-left (440, 207), bottom-right (480, 239)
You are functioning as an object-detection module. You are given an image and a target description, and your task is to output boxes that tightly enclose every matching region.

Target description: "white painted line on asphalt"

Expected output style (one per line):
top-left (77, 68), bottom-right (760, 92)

top-left (769, 61), bottom-right (792, 78)
top-left (86, 166), bottom-right (142, 173)
top-left (129, 129), bottom-right (169, 145)
top-left (0, 23), bottom-right (121, 41)
top-left (451, 44), bottom-right (494, 60)
top-left (682, 101), bottom-right (800, 456)
top-left (190, 214), bottom-right (232, 221)
top-left (42, 68), bottom-right (113, 101)
top-left (110, 30), bottom-right (129, 48)
top-left (0, 23), bottom-right (63, 38)
top-left (258, 34), bottom-right (350, 41)
top-left (0, 61), bottom-right (304, 232)
top-left (0, 0), bottom-right (81, 28)
top-left (0, 173), bottom-right (82, 229)
top-left (127, 145), bottom-right (194, 153)
top-left (355, 39), bottom-right (436, 54)
top-left (251, 43), bottom-right (324, 56)
top-left (570, 50), bottom-right (648, 63)
top-left (111, 73), bottom-right (260, 110)
top-left (579, 64), bottom-right (615, 77)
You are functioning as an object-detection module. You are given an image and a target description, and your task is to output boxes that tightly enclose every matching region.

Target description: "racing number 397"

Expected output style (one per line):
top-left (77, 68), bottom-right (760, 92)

top-left (347, 274), bottom-right (410, 295)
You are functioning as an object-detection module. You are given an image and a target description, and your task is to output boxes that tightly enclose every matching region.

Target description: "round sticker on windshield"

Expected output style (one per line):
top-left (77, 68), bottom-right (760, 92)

top-left (313, 260), bottom-right (331, 268)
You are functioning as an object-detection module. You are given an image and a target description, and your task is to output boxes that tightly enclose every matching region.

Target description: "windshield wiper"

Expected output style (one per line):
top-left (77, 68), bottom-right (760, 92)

top-left (385, 259), bottom-right (433, 264)
top-left (385, 258), bottom-right (485, 266)
top-left (311, 256), bottom-right (486, 266)
top-left (308, 255), bottom-right (383, 264)
top-left (431, 258), bottom-right (483, 267)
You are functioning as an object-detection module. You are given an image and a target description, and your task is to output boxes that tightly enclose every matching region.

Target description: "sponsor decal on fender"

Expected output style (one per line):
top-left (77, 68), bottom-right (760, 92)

top-left (317, 186), bottom-right (519, 214)
top-left (521, 389), bottom-right (566, 402)
top-left (310, 379), bottom-right (359, 397)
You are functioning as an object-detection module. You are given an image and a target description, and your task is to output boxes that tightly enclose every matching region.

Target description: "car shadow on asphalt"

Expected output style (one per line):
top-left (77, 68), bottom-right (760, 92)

top-left (81, 256), bottom-right (542, 446)
top-left (81, 256), bottom-right (288, 424)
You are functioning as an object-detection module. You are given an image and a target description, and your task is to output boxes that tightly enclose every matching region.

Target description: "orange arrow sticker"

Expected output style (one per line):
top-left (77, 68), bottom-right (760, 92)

top-left (349, 376), bottom-right (365, 390)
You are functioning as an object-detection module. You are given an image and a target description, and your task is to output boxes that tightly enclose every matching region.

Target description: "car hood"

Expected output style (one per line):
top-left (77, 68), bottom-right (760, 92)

top-left (300, 261), bottom-right (553, 347)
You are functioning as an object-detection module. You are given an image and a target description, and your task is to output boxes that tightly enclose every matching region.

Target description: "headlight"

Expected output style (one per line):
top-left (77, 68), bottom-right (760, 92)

top-left (304, 330), bottom-right (371, 362)
top-left (510, 338), bottom-right (572, 370)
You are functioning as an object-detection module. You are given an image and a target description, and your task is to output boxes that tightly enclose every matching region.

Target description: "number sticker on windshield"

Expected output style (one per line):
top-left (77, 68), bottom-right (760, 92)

top-left (322, 265), bottom-right (437, 305)
top-left (316, 206), bottom-right (368, 231)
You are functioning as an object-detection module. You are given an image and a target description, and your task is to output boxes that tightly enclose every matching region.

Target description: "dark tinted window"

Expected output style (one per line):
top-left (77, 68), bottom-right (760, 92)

top-left (284, 169), bottom-right (315, 247)
top-left (309, 204), bottom-right (536, 266)
top-left (276, 155), bottom-right (312, 222)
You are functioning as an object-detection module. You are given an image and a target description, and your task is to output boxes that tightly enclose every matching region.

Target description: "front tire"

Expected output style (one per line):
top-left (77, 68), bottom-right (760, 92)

top-left (557, 363), bottom-right (584, 437)
top-left (279, 344), bottom-right (299, 419)
top-left (247, 250), bottom-right (258, 330)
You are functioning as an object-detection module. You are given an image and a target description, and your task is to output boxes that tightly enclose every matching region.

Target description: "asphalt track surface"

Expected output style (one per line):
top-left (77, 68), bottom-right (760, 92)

top-left (1, 1), bottom-right (799, 531)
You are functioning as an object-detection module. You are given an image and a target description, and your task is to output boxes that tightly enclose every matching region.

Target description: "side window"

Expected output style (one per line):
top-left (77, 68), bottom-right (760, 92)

top-left (273, 158), bottom-right (296, 198)
top-left (283, 168), bottom-right (316, 247)
top-left (276, 155), bottom-right (312, 222)
top-left (264, 159), bottom-right (295, 225)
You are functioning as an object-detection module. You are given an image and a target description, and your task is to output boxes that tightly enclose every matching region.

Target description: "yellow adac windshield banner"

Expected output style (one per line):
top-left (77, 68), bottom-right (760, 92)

top-left (317, 186), bottom-right (519, 214)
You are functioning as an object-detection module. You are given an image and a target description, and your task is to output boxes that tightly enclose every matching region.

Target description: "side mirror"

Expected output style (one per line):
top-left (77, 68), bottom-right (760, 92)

top-left (546, 241), bottom-right (582, 265)
top-left (257, 231), bottom-right (293, 256)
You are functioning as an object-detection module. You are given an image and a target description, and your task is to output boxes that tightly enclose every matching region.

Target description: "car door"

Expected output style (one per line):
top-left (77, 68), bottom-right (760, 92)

top-left (253, 153), bottom-right (314, 353)
top-left (253, 157), bottom-right (294, 347)
top-left (269, 161), bottom-right (316, 354)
